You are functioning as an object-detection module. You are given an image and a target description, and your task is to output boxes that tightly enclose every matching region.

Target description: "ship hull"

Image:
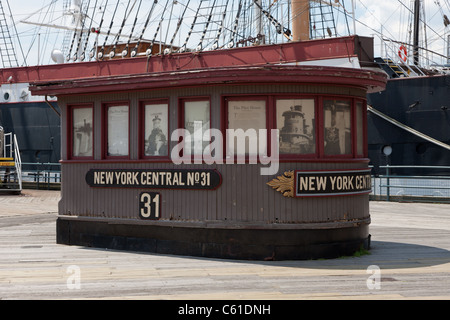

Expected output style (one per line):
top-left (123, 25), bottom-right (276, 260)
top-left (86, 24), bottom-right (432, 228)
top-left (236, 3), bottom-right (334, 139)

top-left (0, 101), bottom-right (60, 164)
top-left (367, 74), bottom-right (450, 175)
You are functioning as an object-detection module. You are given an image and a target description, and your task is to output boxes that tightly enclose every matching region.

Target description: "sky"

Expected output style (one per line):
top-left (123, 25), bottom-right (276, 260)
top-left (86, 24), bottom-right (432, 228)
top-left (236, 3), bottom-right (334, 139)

top-left (3, 0), bottom-right (450, 67)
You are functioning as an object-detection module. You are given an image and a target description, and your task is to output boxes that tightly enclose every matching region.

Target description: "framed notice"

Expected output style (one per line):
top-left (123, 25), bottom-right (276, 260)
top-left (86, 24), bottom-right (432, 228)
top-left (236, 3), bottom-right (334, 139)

top-left (183, 100), bottom-right (210, 155)
top-left (144, 103), bottom-right (168, 156)
top-left (72, 106), bottom-right (93, 158)
top-left (323, 99), bottom-right (351, 155)
top-left (276, 99), bottom-right (315, 154)
top-left (106, 104), bottom-right (129, 157)
top-left (227, 99), bottom-right (266, 156)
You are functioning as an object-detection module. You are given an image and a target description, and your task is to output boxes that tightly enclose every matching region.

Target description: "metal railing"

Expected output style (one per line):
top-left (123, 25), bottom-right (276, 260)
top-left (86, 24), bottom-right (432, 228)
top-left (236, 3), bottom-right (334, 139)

top-left (371, 165), bottom-right (450, 203)
top-left (0, 132), bottom-right (22, 192)
top-left (13, 134), bottom-right (22, 190)
top-left (379, 35), bottom-right (448, 74)
top-left (21, 162), bottom-right (61, 190)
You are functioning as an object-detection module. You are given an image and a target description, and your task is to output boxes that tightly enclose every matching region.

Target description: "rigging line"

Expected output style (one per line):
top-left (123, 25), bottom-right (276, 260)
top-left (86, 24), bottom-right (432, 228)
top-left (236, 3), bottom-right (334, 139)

top-left (163, 0), bottom-right (176, 51)
top-left (180, 0), bottom-right (210, 52)
top-left (397, 0), bottom-right (446, 42)
top-left (367, 105), bottom-right (450, 151)
top-left (80, 0), bottom-right (99, 61)
top-left (178, 0), bottom-right (242, 47)
top-left (109, 0), bottom-right (133, 58)
top-left (168, 0), bottom-right (191, 52)
top-left (98, 0), bottom-right (120, 59)
top-left (132, 0), bottom-right (158, 57)
top-left (67, 0), bottom-right (85, 61)
top-left (147, 0), bottom-right (170, 56)
top-left (27, 0), bottom-right (57, 65)
top-left (22, 19), bottom-right (47, 63)
top-left (18, 0), bottom-right (59, 23)
top-left (357, 0), bottom-right (398, 41)
top-left (123, 0), bottom-right (143, 57)
top-left (228, 0), bottom-right (242, 48)
top-left (40, 1), bottom-right (58, 64)
top-left (74, 0), bottom-right (92, 61)
top-left (212, 0), bottom-right (229, 49)
top-left (89, 0), bottom-right (109, 59)
top-left (197, 0), bottom-right (219, 51)
top-left (252, 0), bottom-right (291, 40)
top-left (340, 0), bottom-right (351, 36)
top-left (381, 36), bottom-right (449, 59)
top-left (5, 0), bottom-right (27, 66)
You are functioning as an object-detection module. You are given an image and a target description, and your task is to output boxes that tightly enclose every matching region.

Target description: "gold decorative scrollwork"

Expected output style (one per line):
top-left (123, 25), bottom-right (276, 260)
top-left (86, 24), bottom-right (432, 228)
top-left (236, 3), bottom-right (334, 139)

top-left (266, 171), bottom-right (294, 198)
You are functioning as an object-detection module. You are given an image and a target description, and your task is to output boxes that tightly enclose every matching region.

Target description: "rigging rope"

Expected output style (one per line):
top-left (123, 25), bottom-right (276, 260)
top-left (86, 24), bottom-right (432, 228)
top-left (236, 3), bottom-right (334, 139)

top-left (74, 0), bottom-right (92, 61)
top-left (67, 0), bottom-right (85, 61)
top-left (196, 0), bottom-right (218, 51)
top-left (90, 0), bottom-right (109, 60)
top-left (147, 0), bottom-right (170, 56)
top-left (98, 0), bottom-right (120, 59)
top-left (132, 0), bottom-right (158, 57)
top-left (167, 0), bottom-right (191, 53)
top-left (123, 0), bottom-right (143, 57)
top-left (109, 0), bottom-right (133, 58)
top-left (80, 0), bottom-right (99, 61)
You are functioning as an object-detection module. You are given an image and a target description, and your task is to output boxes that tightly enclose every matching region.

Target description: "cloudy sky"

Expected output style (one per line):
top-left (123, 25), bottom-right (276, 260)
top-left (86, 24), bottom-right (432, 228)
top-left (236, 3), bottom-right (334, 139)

top-left (4, 0), bottom-right (450, 67)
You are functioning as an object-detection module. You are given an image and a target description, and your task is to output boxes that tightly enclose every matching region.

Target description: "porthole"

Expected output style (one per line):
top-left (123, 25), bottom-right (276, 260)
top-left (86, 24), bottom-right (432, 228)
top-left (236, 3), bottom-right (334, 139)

top-left (3, 91), bottom-right (10, 101)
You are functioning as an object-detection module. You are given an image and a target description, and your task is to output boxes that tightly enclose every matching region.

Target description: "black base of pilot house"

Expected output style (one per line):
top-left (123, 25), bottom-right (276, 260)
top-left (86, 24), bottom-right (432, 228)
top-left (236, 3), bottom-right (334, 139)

top-left (31, 63), bottom-right (385, 261)
top-left (57, 219), bottom-right (370, 260)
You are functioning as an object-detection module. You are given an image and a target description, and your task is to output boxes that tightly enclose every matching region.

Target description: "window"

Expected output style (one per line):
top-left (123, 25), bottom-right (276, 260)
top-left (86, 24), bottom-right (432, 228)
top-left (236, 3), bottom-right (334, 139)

top-left (226, 99), bottom-right (267, 157)
top-left (182, 99), bottom-right (210, 156)
top-left (142, 101), bottom-right (169, 157)
top-left (276, 99), bottom-right (316, 155)
top-left (323, 99), bottom-right (351, 156)
top-left (70, 105), bottom-right (93, 159)
top-left (105, 103), bottom-right (129, 158)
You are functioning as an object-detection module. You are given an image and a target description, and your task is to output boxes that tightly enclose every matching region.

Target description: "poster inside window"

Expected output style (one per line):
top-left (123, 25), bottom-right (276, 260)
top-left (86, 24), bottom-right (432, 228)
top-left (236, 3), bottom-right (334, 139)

top-left (107, 105), bottom-right (129, 156)
top-left (144, 103), bottom-right (168, 156)
top-left (276, 99), bottom-right (315, 154)
top-left (184, 100), bottom-right (210, 155)
top-left (323, 100), bottom-right (351, 155)
top-left (72, 107), bottom-right (93, 157)
top-left (227, 100), bottom-right (266, 156)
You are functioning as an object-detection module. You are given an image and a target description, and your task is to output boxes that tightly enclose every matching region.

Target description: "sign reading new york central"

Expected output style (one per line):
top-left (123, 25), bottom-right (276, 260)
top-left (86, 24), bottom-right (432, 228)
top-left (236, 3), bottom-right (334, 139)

top-left (85, 169), bottom-right (222, 190)
top-left (295, 169), bottom-right (371, 197)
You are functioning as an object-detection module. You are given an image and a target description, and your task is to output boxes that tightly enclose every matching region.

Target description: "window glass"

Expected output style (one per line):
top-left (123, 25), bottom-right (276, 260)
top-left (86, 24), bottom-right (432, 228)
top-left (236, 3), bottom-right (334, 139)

top-left (72, 107), bottom-right (93, 157)
top-left (323, 100), bottom-right (351, 155)
top-left (276, 99), bottom-right (315, 154)
top-left (144, 103), bottom-right (168, 156)
top-left (184, 100), bottom-right (210, 155)
top-left (356, 101), bottom-right (364, 156)
top-left (227, 100), bottom-right (266, 156)
top-left (107, 105), bottom-right (129, 157)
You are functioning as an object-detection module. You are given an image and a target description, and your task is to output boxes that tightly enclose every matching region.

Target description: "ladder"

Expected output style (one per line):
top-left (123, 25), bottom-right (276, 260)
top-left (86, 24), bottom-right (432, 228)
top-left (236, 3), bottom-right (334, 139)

top-left (0, 131), bottom-right (22, 193)
top-left (0, 0), bottom-right (18, 68)
top-left (309, 0), bottom-right (337, 40)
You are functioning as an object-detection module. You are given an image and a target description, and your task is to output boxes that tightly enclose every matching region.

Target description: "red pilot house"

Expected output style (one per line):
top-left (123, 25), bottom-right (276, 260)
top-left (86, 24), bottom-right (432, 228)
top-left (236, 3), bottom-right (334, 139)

top-left (27, 36), bottom-right (386, 260)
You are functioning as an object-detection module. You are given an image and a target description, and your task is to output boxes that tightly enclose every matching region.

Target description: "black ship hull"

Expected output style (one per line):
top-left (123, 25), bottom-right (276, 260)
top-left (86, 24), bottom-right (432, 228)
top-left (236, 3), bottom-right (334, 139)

top-left (0, 101), bottom-right (60, 164)
top-left (367, 74), bottom-right (450, 176)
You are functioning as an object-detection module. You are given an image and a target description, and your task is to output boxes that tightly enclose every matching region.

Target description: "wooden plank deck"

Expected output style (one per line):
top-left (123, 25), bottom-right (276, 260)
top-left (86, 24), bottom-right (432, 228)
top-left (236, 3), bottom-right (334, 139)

top-left (0, 189), bottom-right (449, 300)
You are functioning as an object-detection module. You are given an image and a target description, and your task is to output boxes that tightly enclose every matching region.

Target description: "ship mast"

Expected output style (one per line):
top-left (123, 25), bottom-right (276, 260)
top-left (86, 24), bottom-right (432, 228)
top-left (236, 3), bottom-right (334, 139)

top-left (413, 0), bottom-right (420, 66)
top-left (291, 0), bottom-right (309, 41)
